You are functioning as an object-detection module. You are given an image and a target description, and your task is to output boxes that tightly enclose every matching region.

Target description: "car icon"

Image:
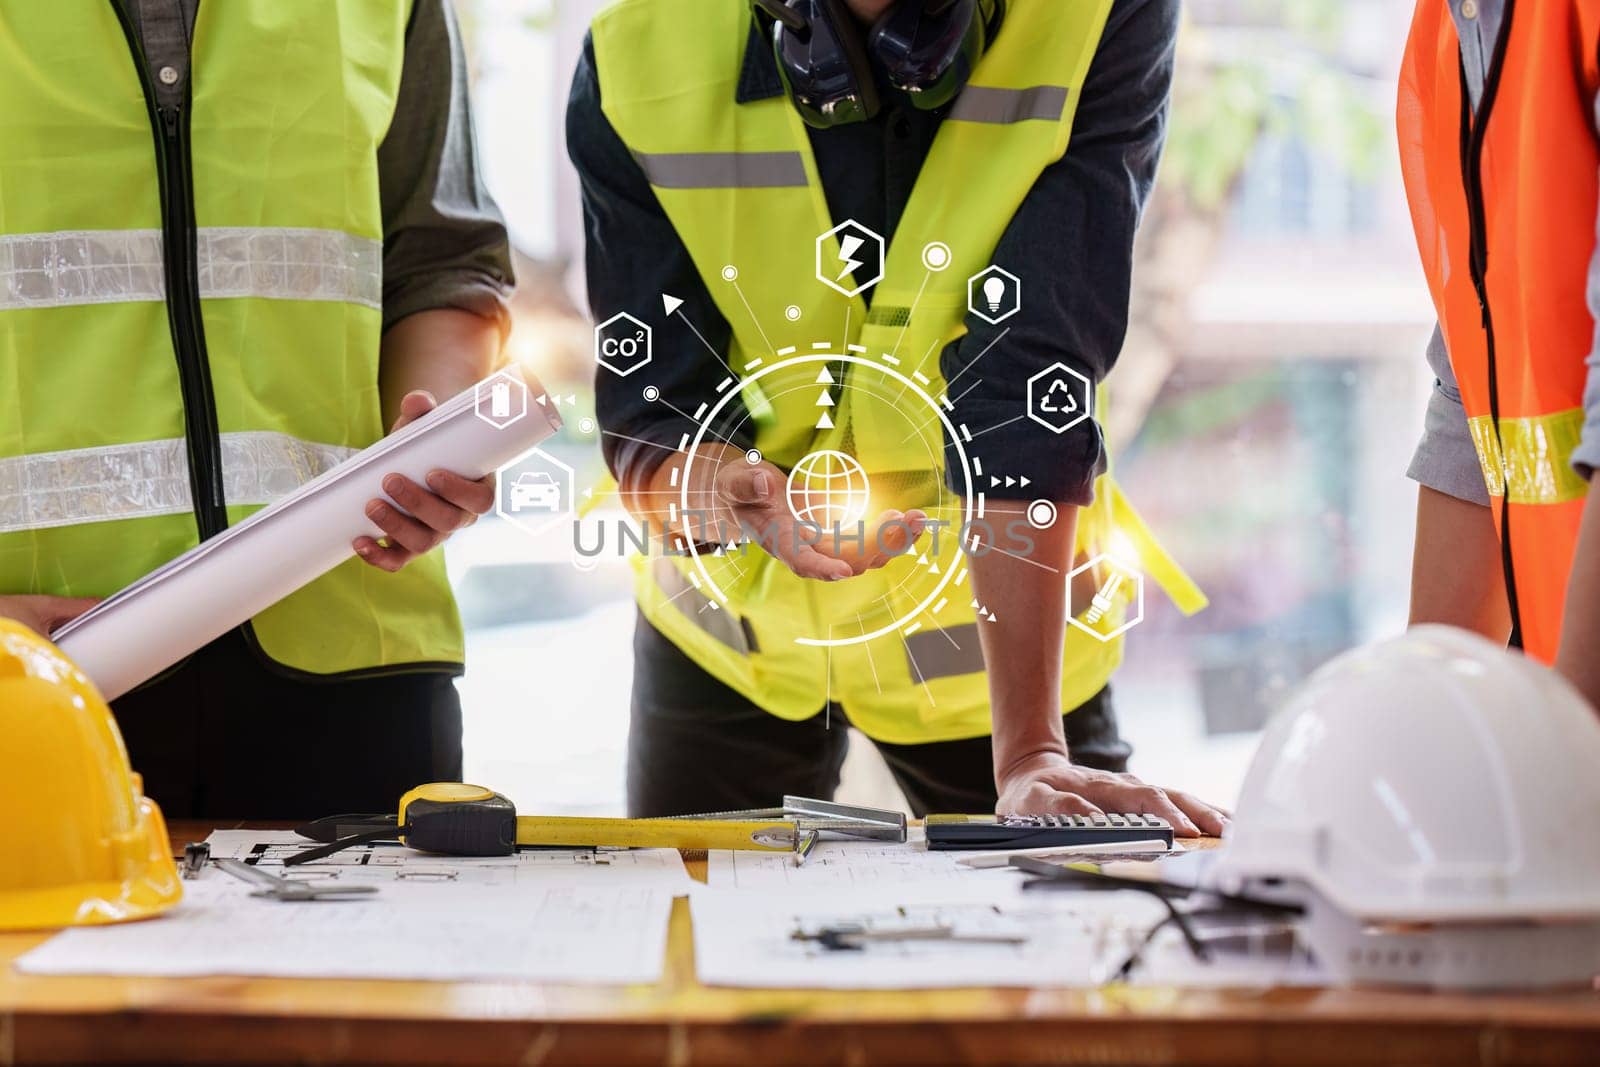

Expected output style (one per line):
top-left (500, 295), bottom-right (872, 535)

top-left (509, 471), bottom-right (561, 513)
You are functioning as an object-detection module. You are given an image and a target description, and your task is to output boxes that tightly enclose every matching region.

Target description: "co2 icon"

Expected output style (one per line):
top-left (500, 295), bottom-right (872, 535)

top-left (596, 312), bottom-right (652, 378)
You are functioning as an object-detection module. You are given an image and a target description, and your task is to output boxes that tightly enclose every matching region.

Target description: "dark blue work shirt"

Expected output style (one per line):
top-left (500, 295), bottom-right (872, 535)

top-left (568, 2), bottom-right (1178, 505)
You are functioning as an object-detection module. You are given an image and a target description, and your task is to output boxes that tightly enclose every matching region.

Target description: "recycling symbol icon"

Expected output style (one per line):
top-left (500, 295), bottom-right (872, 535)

top-left (1038, 380), bottom-right (1079, 416)
top-left (1026, 363), bottom-right (1092, 435)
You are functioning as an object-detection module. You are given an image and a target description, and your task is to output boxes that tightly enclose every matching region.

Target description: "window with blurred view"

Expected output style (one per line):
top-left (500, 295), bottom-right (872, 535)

top-left (444, 0), bottom-right (1433, 815)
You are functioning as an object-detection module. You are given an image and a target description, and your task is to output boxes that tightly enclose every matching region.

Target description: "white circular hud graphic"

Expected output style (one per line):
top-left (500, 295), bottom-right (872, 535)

top-left (1026, 499), bottom-right (1058, 530)
top-left (676, 350), bottom-right (976, 648)
top-left (786, 450), bottom-right (870, 529)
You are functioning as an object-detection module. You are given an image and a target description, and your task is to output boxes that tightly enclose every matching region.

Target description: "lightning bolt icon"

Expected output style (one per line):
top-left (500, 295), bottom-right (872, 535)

top-left (836, 235), bottom-right (865, 282)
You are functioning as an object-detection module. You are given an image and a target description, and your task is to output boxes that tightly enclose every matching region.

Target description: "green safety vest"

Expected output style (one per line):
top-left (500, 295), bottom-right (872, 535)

top-left (0, 2), bottom-right (464, 678)
top-left (591, 0), bottom-right (1204, 744)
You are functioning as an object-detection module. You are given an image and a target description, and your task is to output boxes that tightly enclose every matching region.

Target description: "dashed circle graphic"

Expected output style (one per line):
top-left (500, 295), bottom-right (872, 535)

top-left (679, 349), bottom-right (976, 648)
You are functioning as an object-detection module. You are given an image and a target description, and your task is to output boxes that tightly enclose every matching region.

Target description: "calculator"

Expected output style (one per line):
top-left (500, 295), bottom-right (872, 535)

top-left (923, 813), bottom-right (1173, 851)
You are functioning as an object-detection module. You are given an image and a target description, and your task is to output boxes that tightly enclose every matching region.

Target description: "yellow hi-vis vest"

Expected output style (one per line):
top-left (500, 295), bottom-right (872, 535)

top-left (0, 3), bottom-right (464, 678)
top-left (591, 0), bottom-right (1203, 744)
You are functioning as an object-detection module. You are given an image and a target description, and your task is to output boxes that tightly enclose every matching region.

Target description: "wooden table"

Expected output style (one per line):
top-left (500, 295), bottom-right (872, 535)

top-left (2, 821), bottom-right (1597, 1066)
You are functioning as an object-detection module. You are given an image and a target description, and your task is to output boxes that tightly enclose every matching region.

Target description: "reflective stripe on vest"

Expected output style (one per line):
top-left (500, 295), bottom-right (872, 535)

top-left (949, 85), bottom-right (1070, 125)
top-left (0, 229), bottom-right (382, 311)
top-left (633, 151), bottom-right (809, 189)
top-left (0, 433), bottom-right (357, 534)
top-left (626, 86), bottom-right (1075, 194)
top-left (650, 556), bottom-right (759, 655)
top-left (904, 623), bottom-right (986, 683)
top-left (1467, 409), bottom-right (1589, 505)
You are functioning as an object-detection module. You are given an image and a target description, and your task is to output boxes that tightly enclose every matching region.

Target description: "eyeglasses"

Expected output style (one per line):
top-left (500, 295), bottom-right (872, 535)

top-left (1012, 855), bottom-right (1304, 981)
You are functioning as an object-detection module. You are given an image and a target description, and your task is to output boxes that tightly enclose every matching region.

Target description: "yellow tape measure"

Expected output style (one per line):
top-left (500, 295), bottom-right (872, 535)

top-left (397, 783), bottom-right (798, 854)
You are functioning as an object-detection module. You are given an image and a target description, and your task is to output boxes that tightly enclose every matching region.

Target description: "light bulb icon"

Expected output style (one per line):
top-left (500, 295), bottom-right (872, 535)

top-left (984, 276), bottom-right (1007, 314)
top-left (969, 266), bottom-right (1021, 325)
top-left (1084, 571), bottom-right (1125, 626)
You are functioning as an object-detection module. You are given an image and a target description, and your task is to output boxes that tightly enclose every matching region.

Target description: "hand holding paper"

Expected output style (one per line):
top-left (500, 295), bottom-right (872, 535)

top-left (0, 595), bottom-right (100, 638)
top-left (54, 366), bottom-right (561, 701)
top-left (356, 390), bottom-right (497, 573)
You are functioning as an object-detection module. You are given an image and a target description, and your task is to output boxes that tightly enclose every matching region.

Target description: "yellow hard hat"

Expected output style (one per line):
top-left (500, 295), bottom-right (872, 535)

top-left (0, 619), bottom-right (181, 930)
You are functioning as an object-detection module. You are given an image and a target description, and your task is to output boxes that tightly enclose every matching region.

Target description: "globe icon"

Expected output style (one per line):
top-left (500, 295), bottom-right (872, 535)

top-left (786, 450), bottom-right (871, 529)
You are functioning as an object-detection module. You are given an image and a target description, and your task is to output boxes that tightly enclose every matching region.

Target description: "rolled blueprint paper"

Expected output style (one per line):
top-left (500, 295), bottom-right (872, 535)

top-left (55, 366), bottom-right (560, 700)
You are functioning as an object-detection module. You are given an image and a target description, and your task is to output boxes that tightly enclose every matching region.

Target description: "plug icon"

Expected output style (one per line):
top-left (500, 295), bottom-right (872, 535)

top-left (1084, 571), bottom-right (1124, 625)
top-left (1067, 554), bottom-right (1144, 642)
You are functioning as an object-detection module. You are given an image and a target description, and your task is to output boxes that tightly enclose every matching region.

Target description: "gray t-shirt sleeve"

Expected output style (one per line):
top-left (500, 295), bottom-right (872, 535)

top-left (1575, 288), bottom-right (1600, 479)
top-left (1572, 91), bottom-right (1600, 481)
top-left (1406, 324), bottom-right (1491, 505)
top-left (377, 0), bottom-right (514, 336)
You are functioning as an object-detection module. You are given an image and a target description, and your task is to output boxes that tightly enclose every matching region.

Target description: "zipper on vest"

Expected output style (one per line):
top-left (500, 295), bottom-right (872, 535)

top-left (111, 3), bottom-right (229, 543)
top-left (104, 5), bottom-right (462, 682)
top-left (1458, 0), bottom-right (1524, 649)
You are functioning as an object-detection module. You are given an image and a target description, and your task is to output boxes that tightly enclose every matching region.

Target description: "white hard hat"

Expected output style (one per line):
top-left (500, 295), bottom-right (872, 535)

top-left (1208, 625), bottom-right (1600, 989)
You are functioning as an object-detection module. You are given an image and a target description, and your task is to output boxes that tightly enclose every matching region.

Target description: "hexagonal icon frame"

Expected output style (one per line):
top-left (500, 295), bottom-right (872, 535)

top-left (595, 312), bottom-right (653, 378)
top-left (1027, 362), bottom-right (1093, 435)
top-left (967, 265), bottom-right (1022, 325)
top-left (474, 367), bottom-right (529, 430)
top-left (1066, 553), bottom-right (1144, 643)
top-left (495, 446), bottom-right (577, 539)
top-left (816, 219), bottom-right (886, 298)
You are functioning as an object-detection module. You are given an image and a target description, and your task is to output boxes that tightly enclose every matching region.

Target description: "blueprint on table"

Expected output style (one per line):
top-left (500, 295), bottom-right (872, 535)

top-left (690, 885), bottom-right (1168, 988)
top-left (16, 830), bottom-right (683, 984)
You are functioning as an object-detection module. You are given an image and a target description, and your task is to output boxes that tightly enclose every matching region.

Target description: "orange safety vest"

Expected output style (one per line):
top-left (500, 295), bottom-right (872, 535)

top-left (1397, 0), bottom-right (1600, 663)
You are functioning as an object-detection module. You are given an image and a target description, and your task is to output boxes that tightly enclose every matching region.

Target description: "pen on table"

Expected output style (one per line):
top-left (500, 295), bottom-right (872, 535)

top-left (955, 838), bottom-right (1170, 870)
top-left (792, 829), bottom-right (820, 867)
top-left (182, 841), bottom-right (210, 880)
